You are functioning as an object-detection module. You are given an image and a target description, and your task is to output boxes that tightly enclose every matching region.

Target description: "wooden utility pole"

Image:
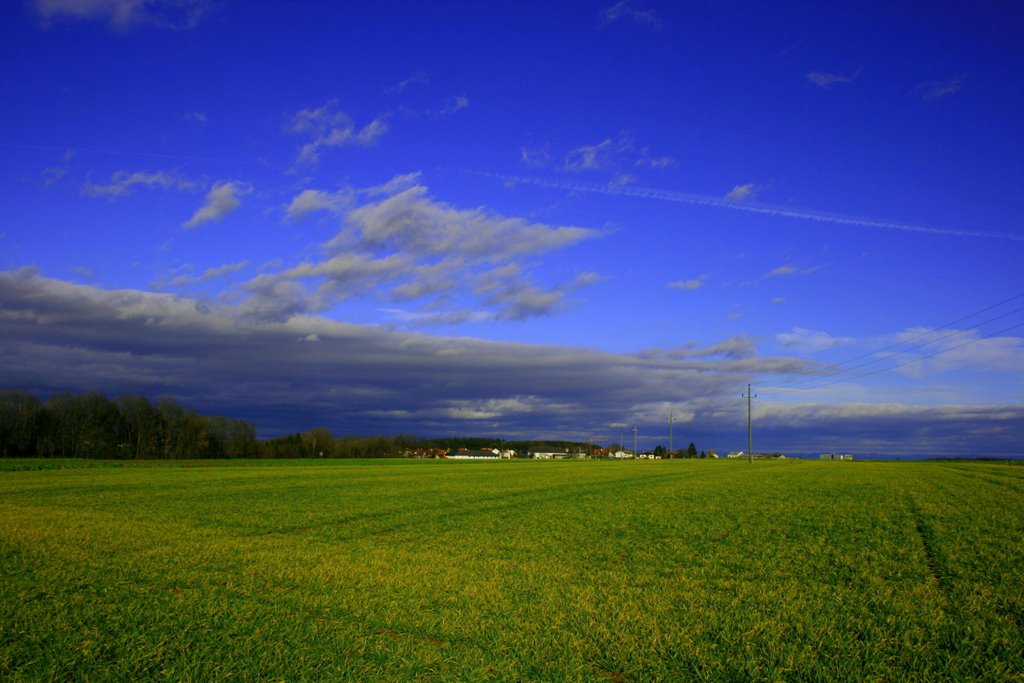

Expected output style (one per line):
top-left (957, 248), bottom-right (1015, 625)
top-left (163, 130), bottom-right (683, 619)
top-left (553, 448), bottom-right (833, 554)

top-left (742, 384), bottom-right (757, 463)
top-left (669, 411), bottom-right (674, 459)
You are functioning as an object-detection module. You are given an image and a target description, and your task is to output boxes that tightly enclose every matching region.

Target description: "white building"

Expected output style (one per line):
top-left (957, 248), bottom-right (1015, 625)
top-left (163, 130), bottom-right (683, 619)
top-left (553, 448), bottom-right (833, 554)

top-left (532, 450), bottom-right (568, 459)
top-left (820, 453), bottom-right (854, 461)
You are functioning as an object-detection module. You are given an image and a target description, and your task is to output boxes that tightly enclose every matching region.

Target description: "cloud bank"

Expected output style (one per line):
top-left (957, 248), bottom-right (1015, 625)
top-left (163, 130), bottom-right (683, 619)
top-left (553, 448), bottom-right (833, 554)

top-left (1, 268), bottom-right (1020, 456)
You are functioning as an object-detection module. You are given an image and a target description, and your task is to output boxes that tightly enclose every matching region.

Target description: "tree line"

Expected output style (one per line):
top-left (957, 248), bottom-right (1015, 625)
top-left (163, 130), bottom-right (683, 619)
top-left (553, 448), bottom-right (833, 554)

top-left (0, 389), bottom-right (589, 460)
top-left (0, 390), bottom-right (256, 459)
top-left (0, 388), bottom-right (706, 460)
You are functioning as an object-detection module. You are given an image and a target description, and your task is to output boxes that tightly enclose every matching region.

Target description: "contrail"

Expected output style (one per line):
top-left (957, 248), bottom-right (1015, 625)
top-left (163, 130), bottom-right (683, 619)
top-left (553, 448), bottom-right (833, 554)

top-left (475, 171), bottom-right (1024, 242)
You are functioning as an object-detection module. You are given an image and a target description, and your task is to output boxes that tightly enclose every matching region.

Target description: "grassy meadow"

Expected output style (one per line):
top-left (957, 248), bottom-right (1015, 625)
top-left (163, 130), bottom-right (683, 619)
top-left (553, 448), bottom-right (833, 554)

top-left (1, 458), bottom-right (1022, 681)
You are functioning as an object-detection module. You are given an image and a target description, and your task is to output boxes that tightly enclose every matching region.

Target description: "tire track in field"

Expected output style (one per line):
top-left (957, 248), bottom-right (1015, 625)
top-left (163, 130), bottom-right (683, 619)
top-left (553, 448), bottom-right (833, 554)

top-left (255, 470), bottom-right (683, 539)
top-left (903, 492), bottom-right (948, 598)
top-left (248, 467), bottom-right (729, 541)
top-left (941, 464), bottom-right (1024, 494)
top-left (900, 477), bottom-right (1005, 669)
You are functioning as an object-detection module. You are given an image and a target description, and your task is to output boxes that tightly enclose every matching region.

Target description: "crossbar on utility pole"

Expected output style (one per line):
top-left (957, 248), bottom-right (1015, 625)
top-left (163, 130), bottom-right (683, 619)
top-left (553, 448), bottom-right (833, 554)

top-left (742, 384), bottom-right (757, 463)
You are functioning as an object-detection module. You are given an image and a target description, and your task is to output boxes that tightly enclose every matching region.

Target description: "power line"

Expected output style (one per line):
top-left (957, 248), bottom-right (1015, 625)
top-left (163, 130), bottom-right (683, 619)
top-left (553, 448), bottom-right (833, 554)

top-left (779, 303), bottom-right (1024, 390)
top-left (774, 292), bottom-right (1024, 387)
top-left (769, 292), bottom-right (1024, 391)
top-left (774, 320), bottom-right (1024, 393)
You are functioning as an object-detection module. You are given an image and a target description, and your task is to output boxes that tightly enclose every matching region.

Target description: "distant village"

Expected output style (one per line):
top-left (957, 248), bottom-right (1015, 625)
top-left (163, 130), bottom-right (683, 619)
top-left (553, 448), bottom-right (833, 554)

top-left (411, 447), bottom-right (854, 461)
top-left (0, 389), bottom-right (855, 461)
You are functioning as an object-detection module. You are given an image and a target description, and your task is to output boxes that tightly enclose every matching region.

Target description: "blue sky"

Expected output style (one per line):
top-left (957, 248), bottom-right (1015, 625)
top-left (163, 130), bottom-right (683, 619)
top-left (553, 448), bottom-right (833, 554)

top-left (1, 0), bottom-right (1022, 456)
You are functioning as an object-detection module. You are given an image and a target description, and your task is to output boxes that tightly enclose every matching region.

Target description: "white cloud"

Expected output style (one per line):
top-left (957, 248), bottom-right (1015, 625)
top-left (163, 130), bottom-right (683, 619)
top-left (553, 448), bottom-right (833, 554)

top-left (252, 176), bottom-right (600, 322)
top-left (554, 134), bottom-right (672, 174)
top-left (565, 138), bottom-right (615, 171)
top-left (239, 274), bottom-right (310, 322)
top-left (914, 73), bottom-right (966, 100)
top-left (571, 271), bottom-right (603, 288)
top-left (349, 119), bottom-right (388, 145)
top-left (184, 111), bottom-right (207, 126)
top-left (520, 145), bottom-right (552, 167)
top-left (806, 70), bottom-right (858, 89)
top-left (636, 152), bottom-right (675, 169)
top-left (766, 264), bottom-right (823, 278)
top-left (161, 261), bottom-right (250, 288)
top-left (768, 265), bottom-right (797, 277)
top-left (183, 181), bottom-right (247, 229)
top-left (286, 189), bottom-right (352, 221)
top-left (279, 253), bottom-right (409, 308)
top-left (610, 173), bottom-right (635, 188)
top-left (498, 286), bottom-right (566, 320)
top-left (889, 326), bottom-right (1024, 374)
top-left (388, 70), bottom-right (429, 94)
top-left (724, 183), bottom-right (756, 202)
top-left (473, 265), bottom-right (568, 320)
top-left (777, 326), bottom-right (855, 352)
top-left (432, 95), bottom-right (469, 117)
top-left (288, 100), bottom-right (388, 165)
top-left (34, 0), bottom-right (209, 29)
top-left (389, 258), bottom-right (462, 301)
top-left (657, 335), bottom-right (758, 360)
top-left (342, 184), bottom-right (596, 260)
top-left (42, 149), bottom-right (74, 186)
top-left (83, 170), bottom-right (196, 198)
top-left (442, 397), bottom-right (543, 420)
top-left (601, 1), bottom-right (660, 28)
top-left (364, 172), bottom-right (422, 197)
top-left (378, 308), bottom-right (493, 326)
top-left (669, 274), bottom-right (708, 290)
top-left (522, 133), bottom-right (671, 174)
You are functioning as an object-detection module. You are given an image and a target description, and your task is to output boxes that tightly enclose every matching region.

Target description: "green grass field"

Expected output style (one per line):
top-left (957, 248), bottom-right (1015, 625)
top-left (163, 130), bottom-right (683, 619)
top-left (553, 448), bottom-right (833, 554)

top-left (1, 459), bottom-right (1022, 681)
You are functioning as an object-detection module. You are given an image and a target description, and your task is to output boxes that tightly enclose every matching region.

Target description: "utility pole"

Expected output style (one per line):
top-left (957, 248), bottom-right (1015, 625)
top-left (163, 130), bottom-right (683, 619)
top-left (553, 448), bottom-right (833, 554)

top-left (669, 411), bottom-right (674, 459)
top-left (742, 384), bottom-right (757, 463)
top-left (632, 423), bottom-right (639, 458)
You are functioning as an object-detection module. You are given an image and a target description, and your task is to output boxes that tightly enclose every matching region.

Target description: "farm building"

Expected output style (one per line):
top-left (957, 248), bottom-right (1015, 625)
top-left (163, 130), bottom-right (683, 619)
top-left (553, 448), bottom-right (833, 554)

top-left (444, 449), bottom-right (499, 460)
top-left (819, 453), bottom-right (854, 461)
top-left (531, 449), bottom-right (569, 459)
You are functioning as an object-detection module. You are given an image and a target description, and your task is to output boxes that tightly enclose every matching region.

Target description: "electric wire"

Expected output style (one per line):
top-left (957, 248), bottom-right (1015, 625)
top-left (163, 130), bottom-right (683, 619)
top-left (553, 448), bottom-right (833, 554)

top-left (776, 320), bottom-right (1024, 392)
top-left (777, 303), bottom-right (1024, 390)
top-left (776, 291), bottom-right (1024, 387)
